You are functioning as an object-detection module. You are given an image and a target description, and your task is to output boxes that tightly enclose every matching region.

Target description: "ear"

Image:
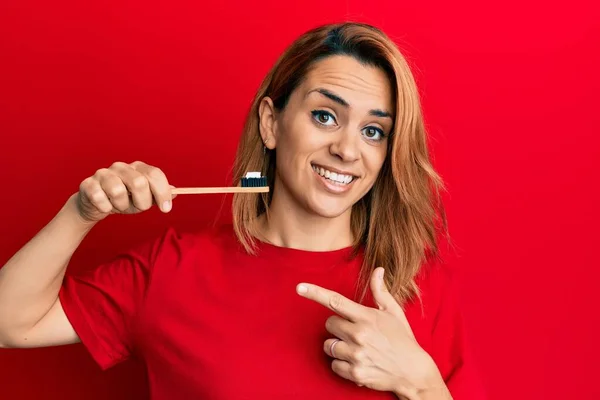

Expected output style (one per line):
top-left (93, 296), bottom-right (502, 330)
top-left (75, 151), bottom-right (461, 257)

top-left (258, 96), bottom-right (278, 150)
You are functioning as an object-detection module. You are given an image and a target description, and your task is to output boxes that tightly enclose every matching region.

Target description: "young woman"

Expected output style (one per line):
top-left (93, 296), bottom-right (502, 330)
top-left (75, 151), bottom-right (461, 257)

top-left (0, 23), bottom-right (485, 399)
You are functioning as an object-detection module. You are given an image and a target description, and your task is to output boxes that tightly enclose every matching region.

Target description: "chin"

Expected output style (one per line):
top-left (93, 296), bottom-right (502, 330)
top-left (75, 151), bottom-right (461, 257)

top-left (305, 196), bottom-right (354, 219)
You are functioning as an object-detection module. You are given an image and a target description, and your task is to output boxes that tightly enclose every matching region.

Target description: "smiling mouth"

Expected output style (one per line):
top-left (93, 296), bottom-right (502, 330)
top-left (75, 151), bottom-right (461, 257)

top-left (311, 164), bottom-right (357, 185)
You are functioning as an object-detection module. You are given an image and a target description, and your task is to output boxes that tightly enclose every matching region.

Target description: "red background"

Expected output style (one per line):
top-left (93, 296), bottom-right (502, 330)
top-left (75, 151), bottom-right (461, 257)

top-left (1, 1), bottom-right (599, 399)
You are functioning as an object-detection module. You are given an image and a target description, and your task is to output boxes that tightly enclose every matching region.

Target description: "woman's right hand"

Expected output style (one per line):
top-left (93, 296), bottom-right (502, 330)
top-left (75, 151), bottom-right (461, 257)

top-left (75, 161), bottom-right (174, 223)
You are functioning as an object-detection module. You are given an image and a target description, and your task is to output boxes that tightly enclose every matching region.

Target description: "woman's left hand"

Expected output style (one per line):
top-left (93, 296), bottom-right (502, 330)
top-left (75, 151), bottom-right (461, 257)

top-left (296, 267), bottom-right (451, 399)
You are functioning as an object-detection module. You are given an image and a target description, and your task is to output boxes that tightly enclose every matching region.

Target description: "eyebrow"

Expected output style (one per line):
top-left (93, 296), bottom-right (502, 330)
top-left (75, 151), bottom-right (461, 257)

top-left (308, 88), bottom-right (393, 119)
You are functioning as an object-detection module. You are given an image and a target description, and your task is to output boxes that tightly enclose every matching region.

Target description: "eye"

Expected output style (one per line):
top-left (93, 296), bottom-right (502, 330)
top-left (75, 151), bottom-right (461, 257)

top-left (362, 126), bottom-right (385, 141)
top-left (311, 110), bottom-right (337, 126)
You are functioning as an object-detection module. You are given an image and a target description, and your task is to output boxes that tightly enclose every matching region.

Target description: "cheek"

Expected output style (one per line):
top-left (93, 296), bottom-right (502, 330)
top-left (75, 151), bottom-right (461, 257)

top-left (274, 120), bottom-right (312, 176)
top-left (363, 145), bottom-right (388, 178)
top-left (277, 117), bottom-right (323, 159)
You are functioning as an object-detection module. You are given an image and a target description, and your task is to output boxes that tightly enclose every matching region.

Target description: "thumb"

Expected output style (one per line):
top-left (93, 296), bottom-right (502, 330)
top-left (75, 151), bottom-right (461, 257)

top-left (370, 267), bottom-right (397, 312)
top-left (169, 185), bottom-right (178, 200)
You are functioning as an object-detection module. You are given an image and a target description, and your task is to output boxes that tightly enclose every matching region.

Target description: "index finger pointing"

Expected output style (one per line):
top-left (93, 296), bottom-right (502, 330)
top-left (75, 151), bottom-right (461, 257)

top-left (296, 283), bottom-right (367, 322)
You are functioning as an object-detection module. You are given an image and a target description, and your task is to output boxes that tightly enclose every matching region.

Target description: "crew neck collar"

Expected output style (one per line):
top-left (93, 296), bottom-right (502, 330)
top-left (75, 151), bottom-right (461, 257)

top-left (251, 236), bottom-right (362, 267)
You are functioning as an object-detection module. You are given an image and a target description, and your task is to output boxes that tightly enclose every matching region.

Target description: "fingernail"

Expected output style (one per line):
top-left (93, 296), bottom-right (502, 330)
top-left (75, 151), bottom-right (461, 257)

top-left (379, 268), bottom-right (384, 282)
top-left (162, 200), bottom-right (171, 212)
top-left (297, 284), bottom-right (308, 294)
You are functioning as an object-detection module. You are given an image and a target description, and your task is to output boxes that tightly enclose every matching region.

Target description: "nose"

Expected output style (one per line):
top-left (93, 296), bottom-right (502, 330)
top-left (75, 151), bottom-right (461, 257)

top-left (329, 129), bottom-right (360, 163)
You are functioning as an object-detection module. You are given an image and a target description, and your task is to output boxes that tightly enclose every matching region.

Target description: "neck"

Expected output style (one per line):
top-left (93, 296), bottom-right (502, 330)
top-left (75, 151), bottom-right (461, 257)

top-left (257, 183), bottom-right (354, 252)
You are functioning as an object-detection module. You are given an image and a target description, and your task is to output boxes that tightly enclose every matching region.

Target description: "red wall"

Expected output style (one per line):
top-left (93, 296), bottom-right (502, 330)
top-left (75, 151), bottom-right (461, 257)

top-left (1, 1), bottom-right (599, 399)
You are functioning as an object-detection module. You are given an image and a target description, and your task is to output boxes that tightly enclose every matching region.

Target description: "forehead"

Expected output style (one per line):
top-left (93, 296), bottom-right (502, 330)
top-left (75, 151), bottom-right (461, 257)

top-left (299, 55), bottom-right (394, 111)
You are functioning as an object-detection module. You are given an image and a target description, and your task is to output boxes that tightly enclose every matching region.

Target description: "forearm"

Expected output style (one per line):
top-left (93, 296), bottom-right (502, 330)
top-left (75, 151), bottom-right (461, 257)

top-left (0, 193), bottom-right (96, 340)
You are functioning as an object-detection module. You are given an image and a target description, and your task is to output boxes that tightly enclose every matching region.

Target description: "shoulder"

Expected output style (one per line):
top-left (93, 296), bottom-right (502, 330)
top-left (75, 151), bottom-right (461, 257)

top-left (118, 223), bottom-right (240, 269)
top-left (159, 222), bottom-right (235, 245)
top-left (403, 259), bottom-right (466, 341)
top-left (409, 265), bottom-right (487, 397)
top-left (412, 260), bottom-right (459, 310)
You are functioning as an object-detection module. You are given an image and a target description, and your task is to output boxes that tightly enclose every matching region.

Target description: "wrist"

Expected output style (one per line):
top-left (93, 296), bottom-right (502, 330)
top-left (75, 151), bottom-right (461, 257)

top-left (395, 381), bottom-right (451, 400)
top-left (414, 384), bottom-right (453, 400)
top-left (394, 354), bottom-right (451, 400)
top-left (59, 193), bottom-right (99, 232)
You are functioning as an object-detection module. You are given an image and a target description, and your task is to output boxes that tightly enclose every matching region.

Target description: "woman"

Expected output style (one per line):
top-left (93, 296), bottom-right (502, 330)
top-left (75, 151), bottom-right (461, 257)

top-left (0, 23), bottom-right (485, 399)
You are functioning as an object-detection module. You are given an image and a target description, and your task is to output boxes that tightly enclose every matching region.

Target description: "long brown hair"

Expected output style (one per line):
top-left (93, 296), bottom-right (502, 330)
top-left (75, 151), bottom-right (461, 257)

top-left (231, 22), bottom-right (448, 305)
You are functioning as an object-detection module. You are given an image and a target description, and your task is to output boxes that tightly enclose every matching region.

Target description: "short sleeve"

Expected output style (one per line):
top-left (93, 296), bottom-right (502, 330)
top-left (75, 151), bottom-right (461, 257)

top-left (426, 266), bottom-right (488, 399)
top-left (58, 228), bottom-right (177, 370)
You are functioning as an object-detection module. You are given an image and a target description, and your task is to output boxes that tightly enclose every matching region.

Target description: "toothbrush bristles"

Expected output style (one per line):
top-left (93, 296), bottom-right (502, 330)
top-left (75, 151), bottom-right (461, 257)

top-left (241, 176), bottom-right (268, 187)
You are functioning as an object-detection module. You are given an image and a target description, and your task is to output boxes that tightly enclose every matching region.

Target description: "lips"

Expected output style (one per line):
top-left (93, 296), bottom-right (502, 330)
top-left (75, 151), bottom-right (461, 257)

top-left (311, 164), bottom-right (356, 185)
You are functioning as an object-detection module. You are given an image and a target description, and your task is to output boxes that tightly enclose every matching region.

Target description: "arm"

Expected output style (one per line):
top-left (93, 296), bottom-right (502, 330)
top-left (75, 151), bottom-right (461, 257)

top-left (0, 194), bottom-right (94, 347)
top-left (0, 161), bottom-right (173, 348)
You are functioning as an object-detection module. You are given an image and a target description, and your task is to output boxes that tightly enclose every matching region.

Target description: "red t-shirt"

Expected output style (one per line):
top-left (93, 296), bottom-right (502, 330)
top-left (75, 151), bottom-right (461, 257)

top-left (59, 224), bottom-right (486, 399)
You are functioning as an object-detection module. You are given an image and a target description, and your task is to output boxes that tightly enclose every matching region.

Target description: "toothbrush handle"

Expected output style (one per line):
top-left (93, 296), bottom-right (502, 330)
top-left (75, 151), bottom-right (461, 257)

top-left (171, 186), bottom-right (269, 195)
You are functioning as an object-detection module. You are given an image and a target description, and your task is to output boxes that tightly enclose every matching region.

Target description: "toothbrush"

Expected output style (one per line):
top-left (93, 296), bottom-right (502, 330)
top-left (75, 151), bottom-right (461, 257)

top-left (171, 172), bottom-right (269, 195)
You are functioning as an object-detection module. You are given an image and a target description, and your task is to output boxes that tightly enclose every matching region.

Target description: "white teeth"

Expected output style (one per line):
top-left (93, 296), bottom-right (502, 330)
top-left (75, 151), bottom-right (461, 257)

top-left (312, 165), bottom-right (355, 185)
